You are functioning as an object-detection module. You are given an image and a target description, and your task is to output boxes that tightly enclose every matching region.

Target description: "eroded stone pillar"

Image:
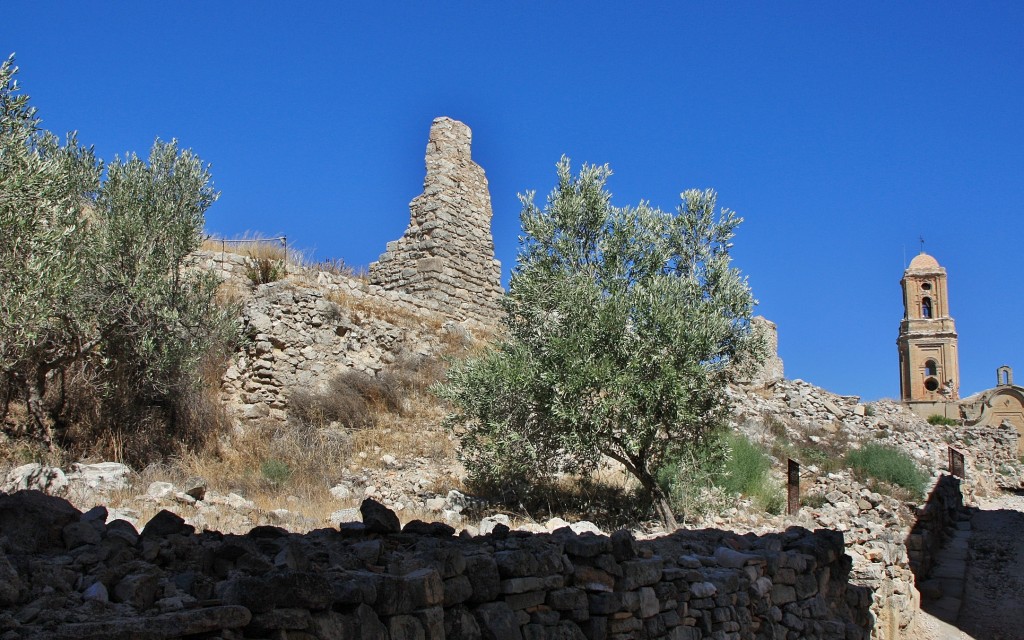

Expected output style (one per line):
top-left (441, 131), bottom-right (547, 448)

top-left (369, 117), bottom-right (503, 324)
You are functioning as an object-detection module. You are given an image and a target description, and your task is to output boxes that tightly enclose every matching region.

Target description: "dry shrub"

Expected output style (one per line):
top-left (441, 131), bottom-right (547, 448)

top-left (289, 370), bottom-right (403, 430)
top-left (76, 348), bottom-right (233, 465)
top-left (310, 257), bottom-right (368, 282)
top-left (289, 355), bottom-right (449, 430)
top-left (285, 354), bottom-right (455, 472)
top-left (243, 255), bottom-right (286, 285)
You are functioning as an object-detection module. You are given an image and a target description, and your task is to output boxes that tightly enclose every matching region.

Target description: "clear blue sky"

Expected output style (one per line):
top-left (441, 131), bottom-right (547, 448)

top-left (4, 2), bottom-right (1022, 401)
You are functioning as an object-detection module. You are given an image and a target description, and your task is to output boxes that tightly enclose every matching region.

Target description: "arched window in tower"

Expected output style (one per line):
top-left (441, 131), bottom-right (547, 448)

top-left (925, 360), bottom-right (937, 377)
top-left (921, 297), bottom-right (933, 319)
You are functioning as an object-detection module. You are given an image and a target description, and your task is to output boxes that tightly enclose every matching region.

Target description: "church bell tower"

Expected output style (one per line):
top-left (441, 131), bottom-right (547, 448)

top-left (897, 252), bottom-right (960, 402)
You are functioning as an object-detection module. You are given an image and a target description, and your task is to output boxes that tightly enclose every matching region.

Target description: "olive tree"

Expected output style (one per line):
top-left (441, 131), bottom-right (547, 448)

top-left (439, 158), bottom-right (762, 528)
top-left (0, 55), bottom-right (235, 453)
top-left (93, 140), bottom-right (230, 429)
top-left (0, 55), bottom-right (101, 443)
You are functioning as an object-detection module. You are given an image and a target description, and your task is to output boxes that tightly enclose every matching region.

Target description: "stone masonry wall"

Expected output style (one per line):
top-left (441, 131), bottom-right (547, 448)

top-left (1, 490), bottom-right (874, 640)
top-left (742, 317), bottom-right (784, 388)
top-left (190, 250), bottom-right (481, 426)
top-left (368, 117), bottom-right (503, 325)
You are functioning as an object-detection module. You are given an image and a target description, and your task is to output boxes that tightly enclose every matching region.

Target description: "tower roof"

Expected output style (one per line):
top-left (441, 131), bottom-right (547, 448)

top-left (907, 252), bottom-right (941, 271)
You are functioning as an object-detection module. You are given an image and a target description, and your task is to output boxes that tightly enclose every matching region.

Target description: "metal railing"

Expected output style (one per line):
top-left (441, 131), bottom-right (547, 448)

top-left (207, 236), bottom-right (287, 264)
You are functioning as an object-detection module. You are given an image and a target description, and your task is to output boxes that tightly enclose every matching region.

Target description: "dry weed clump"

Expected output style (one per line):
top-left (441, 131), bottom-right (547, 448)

top-left (309, 257), bottom-right (369, 282)
top-left (756, 411), bottom-right (852, 476)
top-left (289, 370), bottom-right (402, 431)
top-left (288, 354), bottom-right (453, 462)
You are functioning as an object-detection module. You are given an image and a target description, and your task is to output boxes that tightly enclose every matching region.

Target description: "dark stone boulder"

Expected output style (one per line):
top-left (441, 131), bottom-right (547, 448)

top-left (360, 498), bottom-right (400, 534)
top-left (141, 510), bottom-right (194, 538)
top-left (0, 490), bottom-right (81, 554)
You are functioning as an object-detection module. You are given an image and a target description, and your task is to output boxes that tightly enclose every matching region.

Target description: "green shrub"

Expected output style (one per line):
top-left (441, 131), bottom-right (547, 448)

top-left (659, 432), bottom-right (784, 517)
top-left (796, 445), bottom-right (844, 474)
top-left (261, 458), bottom-right (292, 485)
top-left (722, 433), bottom-right (785, 514)
top-left (927, 414), bottom-right (958, 426)
top-left (846, 443), bottom-right (929, 496)
top-left (244, 254), bottom-right (286, 285)
top-left (864, 404), bottom-right (876, 417)
top-left (0, 58), bottom-right (238, 458)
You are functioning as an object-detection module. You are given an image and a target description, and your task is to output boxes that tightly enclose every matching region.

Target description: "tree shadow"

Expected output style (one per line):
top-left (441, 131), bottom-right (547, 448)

top-left (462, 474), bottom-right (653, 532)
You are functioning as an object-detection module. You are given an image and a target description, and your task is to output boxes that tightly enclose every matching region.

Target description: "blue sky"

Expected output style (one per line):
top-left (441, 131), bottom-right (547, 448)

top-left (4, 2), bottom-right (1022, 400)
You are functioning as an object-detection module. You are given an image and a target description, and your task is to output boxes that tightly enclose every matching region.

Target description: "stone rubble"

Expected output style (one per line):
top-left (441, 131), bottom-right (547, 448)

top-left (723, 374), bottom-right (1021, 638)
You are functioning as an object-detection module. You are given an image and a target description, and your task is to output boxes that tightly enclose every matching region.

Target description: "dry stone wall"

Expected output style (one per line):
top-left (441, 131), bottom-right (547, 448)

top-left (190, 251), bottom-right (480, 426)
top-left (369, 117), bottom-right (503, 325)
top-left (0, 490), bottom-right (874, 640)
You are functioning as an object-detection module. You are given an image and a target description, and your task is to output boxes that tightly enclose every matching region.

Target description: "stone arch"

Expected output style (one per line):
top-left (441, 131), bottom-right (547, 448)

top-left (997, 365), bottom-right (1013, 387)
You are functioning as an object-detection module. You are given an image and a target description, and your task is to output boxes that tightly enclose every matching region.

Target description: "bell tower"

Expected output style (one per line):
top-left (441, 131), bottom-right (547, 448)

top-left (897, 252), bottom-right (960, 403)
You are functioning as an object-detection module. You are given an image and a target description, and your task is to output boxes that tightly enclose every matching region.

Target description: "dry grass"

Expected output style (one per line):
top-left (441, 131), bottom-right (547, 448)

top-left (202, 233), bottom-right (298, 264)
top-left (288, 354), bottom-right (455, 469)
top-left (308, 257), bottom-right (369, 282)
top-left (326, 288), bottom-right (448, 333)
top-left (111, 352), bottom-right (459, 531)
top-left (202, 234), bottom-right (372, 285)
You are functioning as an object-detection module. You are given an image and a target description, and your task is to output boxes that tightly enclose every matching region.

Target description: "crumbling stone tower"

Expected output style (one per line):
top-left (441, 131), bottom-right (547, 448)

top-left (369, 117), bottom-right (503, 324)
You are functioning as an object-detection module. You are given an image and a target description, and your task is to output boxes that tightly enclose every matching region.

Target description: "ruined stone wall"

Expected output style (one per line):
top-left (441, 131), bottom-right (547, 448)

top-left (368, 117), bottom-right (503, 325)
top-left (727, 376), bottom-right (1020, 638)
top-left (190, 250), bottom-right (482, 426)
top-left (2, 491), bottom-right (873, 640)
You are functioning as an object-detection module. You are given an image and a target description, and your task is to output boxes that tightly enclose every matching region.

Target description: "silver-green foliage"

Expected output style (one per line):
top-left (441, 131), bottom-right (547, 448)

top-left (0, 55), bottom-right (101, 438)
top-left (438, 158), bottom-right (763, 528)
top-left (0, 55), bottom-right (235, 450)
top-left (94, 139), bottom-right (231, 406)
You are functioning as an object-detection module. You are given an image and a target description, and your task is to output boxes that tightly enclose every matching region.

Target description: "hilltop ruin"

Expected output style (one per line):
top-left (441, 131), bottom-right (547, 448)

top-left (368, 117), bottom-right (504, 325)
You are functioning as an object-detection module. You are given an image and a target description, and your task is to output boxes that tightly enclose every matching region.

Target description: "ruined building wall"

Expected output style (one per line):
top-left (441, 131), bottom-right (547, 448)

top-left (369, 117), bottom-right (504, 325)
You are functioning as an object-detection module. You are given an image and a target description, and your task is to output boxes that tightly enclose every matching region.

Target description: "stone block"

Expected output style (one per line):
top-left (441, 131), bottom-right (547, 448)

top-left (474, 602), bottom-right (524, 640)
top-left (444, 575), bottom-right (473, 606)
top-left (771, 584), bottom-right (797, 606)
top-left (617, 557), bottom-right (663, 590)
top-left (466, 554), bottom-right (501, 603)
top-left (375, 568), bottom-right (445, 615)
top-left (547, 587), bottom-right (587, 611)
top-left (445, 606), bottom-right (483, 640)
